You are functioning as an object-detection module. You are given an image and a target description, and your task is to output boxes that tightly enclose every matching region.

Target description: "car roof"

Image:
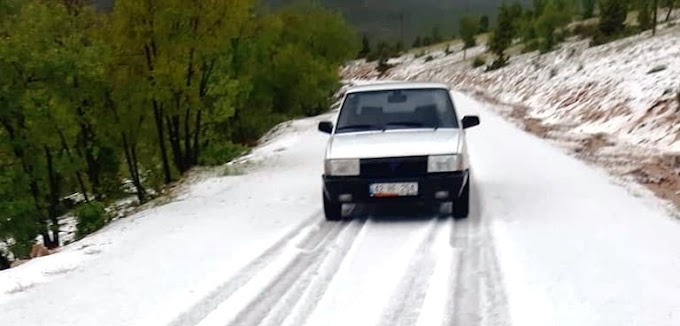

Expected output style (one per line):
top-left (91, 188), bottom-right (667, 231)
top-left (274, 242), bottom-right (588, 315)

top-left (345, 82), bottom-right (450, 94)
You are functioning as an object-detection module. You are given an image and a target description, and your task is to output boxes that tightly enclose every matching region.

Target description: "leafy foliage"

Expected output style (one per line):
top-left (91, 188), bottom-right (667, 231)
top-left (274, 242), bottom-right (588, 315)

top-left (638, 0), bottom-right (653, 30)
top-left (487, 3), bottom-right (516, 70)
top-left (582, 0), bottom-right (596, 18)
top-left (359, 34), bottom-right (371, 58)
top-left (479, 15), bottom-right (490, 33)
top-left (598, 0), bottom-right (629, 36)
top-left (472, 56), bottom-right (486, 68)
top-left (0, 0), bottom-right (358, 258)
top-left (75, 202), bottom-right (109, 239)
top-left (535, 1), bottom-right (573, 52)
top-left (460, 16), bottom-right (480, 49)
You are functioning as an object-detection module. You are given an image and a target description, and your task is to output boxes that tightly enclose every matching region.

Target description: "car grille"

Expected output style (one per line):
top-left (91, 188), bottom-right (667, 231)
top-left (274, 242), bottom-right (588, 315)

top-left (360, 156), bottom-right (428, 178)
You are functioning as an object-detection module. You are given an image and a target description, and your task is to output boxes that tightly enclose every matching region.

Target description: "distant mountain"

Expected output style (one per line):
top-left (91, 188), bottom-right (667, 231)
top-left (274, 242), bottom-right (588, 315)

top-left (269, 0), bottom-right (531, 42)
top-left (89, 0), bottom-right (528, 42)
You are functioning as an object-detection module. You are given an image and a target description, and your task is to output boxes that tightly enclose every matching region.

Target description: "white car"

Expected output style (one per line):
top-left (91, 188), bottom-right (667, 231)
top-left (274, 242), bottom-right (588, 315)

top-left (318, 82), bottom-right (479, 220)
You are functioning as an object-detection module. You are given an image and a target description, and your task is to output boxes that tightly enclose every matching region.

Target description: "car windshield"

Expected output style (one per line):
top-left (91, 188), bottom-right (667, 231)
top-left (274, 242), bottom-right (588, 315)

top-left (335, 88), bottom-right (459, 133)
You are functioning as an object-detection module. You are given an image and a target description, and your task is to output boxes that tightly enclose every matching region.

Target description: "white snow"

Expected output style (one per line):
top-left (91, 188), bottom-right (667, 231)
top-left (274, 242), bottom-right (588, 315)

top-left (455, 93), bottom-right (680, 326)
top-left (374, 20), bottom-right (680, 156)
top-left (2, 89), bottom-right (680, 326)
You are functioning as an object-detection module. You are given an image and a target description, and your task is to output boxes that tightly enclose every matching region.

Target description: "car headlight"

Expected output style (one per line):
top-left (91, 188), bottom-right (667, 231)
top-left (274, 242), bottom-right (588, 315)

top-left (325, 159), bottom-right (360, 176)
top-left (428, 155), bottom-right (464, 173)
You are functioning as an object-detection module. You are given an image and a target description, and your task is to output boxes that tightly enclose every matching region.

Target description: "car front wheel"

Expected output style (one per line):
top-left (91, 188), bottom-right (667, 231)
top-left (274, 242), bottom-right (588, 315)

top-left (453, 180), bottom-right (470, 219)
top-left (323, 192), bottom-right (342, 221)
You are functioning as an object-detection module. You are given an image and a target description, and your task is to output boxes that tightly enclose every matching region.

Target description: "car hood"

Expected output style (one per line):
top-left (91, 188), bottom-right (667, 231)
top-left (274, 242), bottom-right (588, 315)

top-left (326, 129), bottom-right (462, 159)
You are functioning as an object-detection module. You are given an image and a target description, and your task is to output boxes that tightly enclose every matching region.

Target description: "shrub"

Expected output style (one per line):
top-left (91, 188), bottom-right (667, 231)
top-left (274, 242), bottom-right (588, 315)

top-left (572, 23), bottom-right (599, 39)
top-left (486, 58), bottom-right (508, 72)
top-left (200, 142), bottom-right (248, 166)
top-left (555, 29), bottom-right (567, 43)
top-left (377, 58), bottom-right (394, 76)
top-left (76, 202), bottom-right (109, 239)
top-left (472, 56), bottom-right (486, 68)
top-left (590, 31), bottom-right (613, 46)
top-left (522, 39), bottom-right (540, 53)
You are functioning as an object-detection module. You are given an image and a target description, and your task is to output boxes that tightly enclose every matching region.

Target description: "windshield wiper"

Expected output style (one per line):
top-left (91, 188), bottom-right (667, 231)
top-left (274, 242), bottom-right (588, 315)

top-left (384, 121), bottom-right (425, 129)
top-left (384, 121), bottom-right (442, 131)
top-left (336, 124), bottom-right (381, 132)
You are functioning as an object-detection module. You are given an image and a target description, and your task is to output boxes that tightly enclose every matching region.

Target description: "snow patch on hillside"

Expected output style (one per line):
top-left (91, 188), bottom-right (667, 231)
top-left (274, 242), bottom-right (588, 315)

top-left (343, 18), bottom-right (680, 209)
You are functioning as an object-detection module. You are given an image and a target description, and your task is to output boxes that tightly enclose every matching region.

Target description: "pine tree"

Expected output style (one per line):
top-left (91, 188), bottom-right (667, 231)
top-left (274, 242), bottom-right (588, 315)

top-left (639, 0), bottom-right (652, 30)
top-left (582, 0), bottom-right (596, 18)
top-left (412, 36), bottom-right (422, 48)
top-left (459, 15), bottom-right (479, 59)
top-left (479, 15), bottom-right (490, 33)
top-left (359, 34), bottom-right (371, 58)
top-left (535, 2), bottom-right (572, 52)
top-left (488, 3), bottom-right (515, 69)
top-left (598, 0), bottom-right (628, 36)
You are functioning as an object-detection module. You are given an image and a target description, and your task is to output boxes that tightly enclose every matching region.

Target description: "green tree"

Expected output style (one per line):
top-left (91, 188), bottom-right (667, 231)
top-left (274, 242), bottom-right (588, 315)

top-left (0, 0), bottom-right (109, 249)
top-left (598, 0), bottom-right (629, 36)
top-left (359, 34), bottom-right (371, 58)
top-left (412, 36), bottom-right (422, 48)
top-left (488, 3), bottom-right (515, 69)
top-left (479, 15), bottom-right (490, 33)
top-left (0, 0), bottom-right (359, 259)
top-left (639, 0), bottom-right (652, 30)
top-left (509, 2), bottom-right (526, 34)
top-left (110, 0), bottom-right (255, 179)
top-left (582, 0), bottom-right (597, 18)
top-left (459, 15), bottom-right (479, 59)
top-left (536, 2), bottom-right (572, 52)
top-left (534, 0), bottom-right (548, 17)
top-left (519, 9), bottom-right (538, 42)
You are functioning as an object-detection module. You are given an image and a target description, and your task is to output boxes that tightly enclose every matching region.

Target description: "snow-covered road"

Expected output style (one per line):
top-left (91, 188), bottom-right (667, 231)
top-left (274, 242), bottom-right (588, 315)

top-left (2, 93), bottom-right (680, 326)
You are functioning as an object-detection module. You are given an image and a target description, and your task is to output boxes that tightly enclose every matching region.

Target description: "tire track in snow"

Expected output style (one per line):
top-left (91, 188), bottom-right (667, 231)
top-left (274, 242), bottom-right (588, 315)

top-left (228, 219), bottom-right (365, 326)
top-left (279, 220), bottom-right (367, 326)
top-left (450, 182), bottom-right (510, 326)
top-left (377, 217), bottom-right (444, 326)
top-left (168, 212), bottom-right (322, 326)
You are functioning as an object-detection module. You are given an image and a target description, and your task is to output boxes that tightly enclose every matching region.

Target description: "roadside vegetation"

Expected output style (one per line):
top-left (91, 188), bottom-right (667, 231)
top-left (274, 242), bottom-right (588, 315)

top-left (358, 0), bottom-right (678, 72)
top-left (485, 0), bottom-right (678, 70)
top-left (0, 0), bottom-right (358, 262)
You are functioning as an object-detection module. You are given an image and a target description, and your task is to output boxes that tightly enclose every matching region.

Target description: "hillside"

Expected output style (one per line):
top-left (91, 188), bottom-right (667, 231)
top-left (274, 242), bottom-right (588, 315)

top-left (269, 0), bottom-right (521, 42)
top-left (4, 50), bottom-right (680, 326)
top-left (344, 11), bottom-right (680, 210)
top-left (90, 0), bottom-right (524, 42)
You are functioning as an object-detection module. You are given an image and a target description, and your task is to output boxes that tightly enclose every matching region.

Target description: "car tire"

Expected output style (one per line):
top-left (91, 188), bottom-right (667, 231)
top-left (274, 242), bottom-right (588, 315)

top-left (438, 202), bottom-right (453, 216)
top-left (453, 180), bottom-right (470, 219)
top-left (323, 192), bottom-right (343, 221)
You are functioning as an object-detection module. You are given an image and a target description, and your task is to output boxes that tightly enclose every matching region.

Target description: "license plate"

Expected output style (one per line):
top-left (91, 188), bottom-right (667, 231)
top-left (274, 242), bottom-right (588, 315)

top-left (369, 182), bottom-right (418, 197)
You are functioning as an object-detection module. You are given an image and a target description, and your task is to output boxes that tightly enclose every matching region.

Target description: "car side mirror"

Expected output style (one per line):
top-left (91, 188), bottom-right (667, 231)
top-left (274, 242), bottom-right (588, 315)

top-left (318, 121), bottom-right (334, 134)
top-left (462, 115), bottom-right (480, 129)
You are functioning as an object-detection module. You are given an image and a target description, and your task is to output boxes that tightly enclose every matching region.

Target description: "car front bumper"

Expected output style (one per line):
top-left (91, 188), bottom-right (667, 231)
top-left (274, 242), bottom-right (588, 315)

top-left (322, 170), bottom-right (469, 204)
